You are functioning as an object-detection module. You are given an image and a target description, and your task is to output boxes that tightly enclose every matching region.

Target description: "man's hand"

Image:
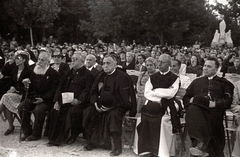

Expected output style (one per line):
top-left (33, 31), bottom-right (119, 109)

top-left (189, 97), bottom-right (194, 103)
top-left (94, 102), bottom-right (102, 113)
top-left (22, 78), bottom-right (31, 88)
top-left (71, 99), bottom-right (80, 105)
top-left (0, 72), bottom-right (3, 79)
top-left (100, 105), bottom-right (113, 112)
top-left (7, 86), bottom-right (16, 93)
top-left (53, 102), bottom-right (60, 111)
top-left (209, 101), bottom-right (216, 108)
top-left (33, 98), bottom-right (44, 104)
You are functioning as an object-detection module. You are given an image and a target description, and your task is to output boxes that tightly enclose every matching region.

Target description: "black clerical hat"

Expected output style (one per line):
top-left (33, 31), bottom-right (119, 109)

top-left (99, 91), bottom-right (115, 108)
top-left (191, 95), bottom-right (210, 109)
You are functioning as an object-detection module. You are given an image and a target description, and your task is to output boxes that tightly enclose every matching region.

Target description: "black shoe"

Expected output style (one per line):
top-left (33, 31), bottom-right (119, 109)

top-left (110, 148), bottom-right (122, 156)
top-left (66, 136), bottom-right (77, 145)
top-left (25, 135), bottom-right (41, 141)
top-left (189, 142), bottom-right (209, 156)
top-left (4, 126), bottom-right (15, 136)
top-left (20, 134), bottom-right (30, 141)
top-left (46, 142), bottom-right (60, 147)
top-left (172, 126), bottom-right (180, 134)
top-left (83, 143), bottom-right (94, 151)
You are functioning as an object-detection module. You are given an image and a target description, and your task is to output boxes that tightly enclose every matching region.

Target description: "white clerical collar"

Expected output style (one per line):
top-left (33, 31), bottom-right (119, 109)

top-left (87, 66), bottom-right (93, 71)
top-left (208, 74), bottom-right (217, 80)
top-left (107, 69), bottom-right (116, 75)
top-left (159, 67), bottom-right (170, 75)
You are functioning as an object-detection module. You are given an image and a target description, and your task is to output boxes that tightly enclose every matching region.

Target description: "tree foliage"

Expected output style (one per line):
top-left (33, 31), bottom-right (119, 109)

top-left (3, 0), bottom-right (60, 45)
top-left (1, 0), bottom-right (240, 46)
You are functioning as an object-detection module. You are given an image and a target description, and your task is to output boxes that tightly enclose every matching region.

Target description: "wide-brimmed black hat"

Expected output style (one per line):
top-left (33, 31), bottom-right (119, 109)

top-left (99, 91), bottom-right (115, 108)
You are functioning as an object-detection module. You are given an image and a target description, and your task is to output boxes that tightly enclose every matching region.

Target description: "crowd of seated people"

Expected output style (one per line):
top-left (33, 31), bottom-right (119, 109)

top-left (0, 39), bottom-right (240, 157)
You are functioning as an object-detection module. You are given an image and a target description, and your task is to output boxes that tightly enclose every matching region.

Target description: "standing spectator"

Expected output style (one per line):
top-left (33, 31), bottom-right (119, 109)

top-left (183, 57), bottom-right (234, 156)
top-left (18, 50), bottom-right (59, 141)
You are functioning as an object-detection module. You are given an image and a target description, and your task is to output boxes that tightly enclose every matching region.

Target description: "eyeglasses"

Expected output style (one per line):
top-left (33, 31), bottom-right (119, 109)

top-left (15, 56), bottom-right (23, 60)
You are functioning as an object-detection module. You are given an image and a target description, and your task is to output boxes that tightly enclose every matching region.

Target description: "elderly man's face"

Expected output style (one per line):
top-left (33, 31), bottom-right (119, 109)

top-left (102, 57), bottom-right (116, 74)
top-left (203, 60), bottom-right (218, 77)
top-left (37, 53), bottom-right (49, 68)
top-left (71, 54), bottom-right (83, 70)
top-left (157, 55), bottom-right (170, 73)
top-left (85, 56), bottom-right (95, 68)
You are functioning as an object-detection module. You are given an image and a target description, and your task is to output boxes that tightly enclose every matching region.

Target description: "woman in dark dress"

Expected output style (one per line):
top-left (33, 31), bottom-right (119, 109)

top-left (0, 51), bottom-right (31, 135)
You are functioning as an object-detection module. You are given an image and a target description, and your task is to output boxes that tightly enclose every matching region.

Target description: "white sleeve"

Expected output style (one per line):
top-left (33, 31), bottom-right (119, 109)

top-left (144, 77), bottom-right (180, 102)
top-left (230, 82), bottom-right (240, 113)
top-left (153, 77), bottom-right (180, 99)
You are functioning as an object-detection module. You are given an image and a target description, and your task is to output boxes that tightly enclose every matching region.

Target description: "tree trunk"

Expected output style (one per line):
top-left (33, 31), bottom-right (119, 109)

top-left (30, 27), bottom-right (34, 46)
top-left (160, 30), bottom-right (164, 46)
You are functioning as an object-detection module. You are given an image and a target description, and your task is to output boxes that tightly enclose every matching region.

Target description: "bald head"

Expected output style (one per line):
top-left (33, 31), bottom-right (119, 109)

top-left (85, 54), bottom-right (97, 68)
top-left (157, 54), bottom-right (171, 73)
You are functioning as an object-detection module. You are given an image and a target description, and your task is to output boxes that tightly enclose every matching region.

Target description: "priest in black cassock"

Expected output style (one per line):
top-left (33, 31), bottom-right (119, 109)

top-left (47, 52), bottom-right (94, 146)
top-left (183, 57), bottom-right (234, 157)
top-left (83, 54), bottom-right (136, 156)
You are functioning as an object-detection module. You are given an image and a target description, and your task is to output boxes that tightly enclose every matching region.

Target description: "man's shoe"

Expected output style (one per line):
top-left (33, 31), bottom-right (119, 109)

top-left (25, 135), bottom-right (41, 141)
top-left (46, 142), bottom-right (60, 147)
top-left (189, 142), bottom-right (209, 156)
top-left (83, 143), bottom-right (94, 151)
top-left (20, 134), bottom-right (30, 141)
top-left (66, 137), bottom-right (77, 145)
top-left (110, 148), bottom-right (122, 156)
top-left (4, 126), bottom-right (15, 136)
top-left (172, 126), bottom-right (180, 134)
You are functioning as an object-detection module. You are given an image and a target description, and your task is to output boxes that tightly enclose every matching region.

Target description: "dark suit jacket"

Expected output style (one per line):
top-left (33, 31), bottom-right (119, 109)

top-left (227, 66), bottom-right (240, 74)
top-left (54, 66), bottom-right (94, 107)
top-left (90, 67), bottom-right (100, 79)
top-left (220, 65), bottom-right (228, 77)
top-left (27, 67), bottom-right (60, 104)
top-left (12, 66), bottom-right (32, 93)
top-left (58, 63), bottom-right (70, 77)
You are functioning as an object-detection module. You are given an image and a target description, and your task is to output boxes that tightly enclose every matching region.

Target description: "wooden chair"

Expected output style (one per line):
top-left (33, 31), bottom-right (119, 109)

top-left (122, 113), bottom-right (141, 149)
top-left (225, 111), bottom-right (238, 156)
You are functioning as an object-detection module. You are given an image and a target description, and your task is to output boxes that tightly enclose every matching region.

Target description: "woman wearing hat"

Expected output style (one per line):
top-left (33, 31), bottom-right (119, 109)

top-left (0, 51), bottom-right (32, 135)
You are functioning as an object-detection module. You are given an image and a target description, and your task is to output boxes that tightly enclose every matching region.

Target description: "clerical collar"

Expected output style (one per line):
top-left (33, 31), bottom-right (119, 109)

top-left (107, 69), bottom-right (116, 75)
top-left (87, 66), bottom-right (93, 71)
top-left (208, 74), bottom-right (217, 80)
top-left (159, 67), bottom-right (170, 75)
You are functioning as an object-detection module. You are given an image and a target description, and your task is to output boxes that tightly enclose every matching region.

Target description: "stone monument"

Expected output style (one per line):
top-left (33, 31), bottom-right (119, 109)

top-left (211, 19), bottom-right (233, 48)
